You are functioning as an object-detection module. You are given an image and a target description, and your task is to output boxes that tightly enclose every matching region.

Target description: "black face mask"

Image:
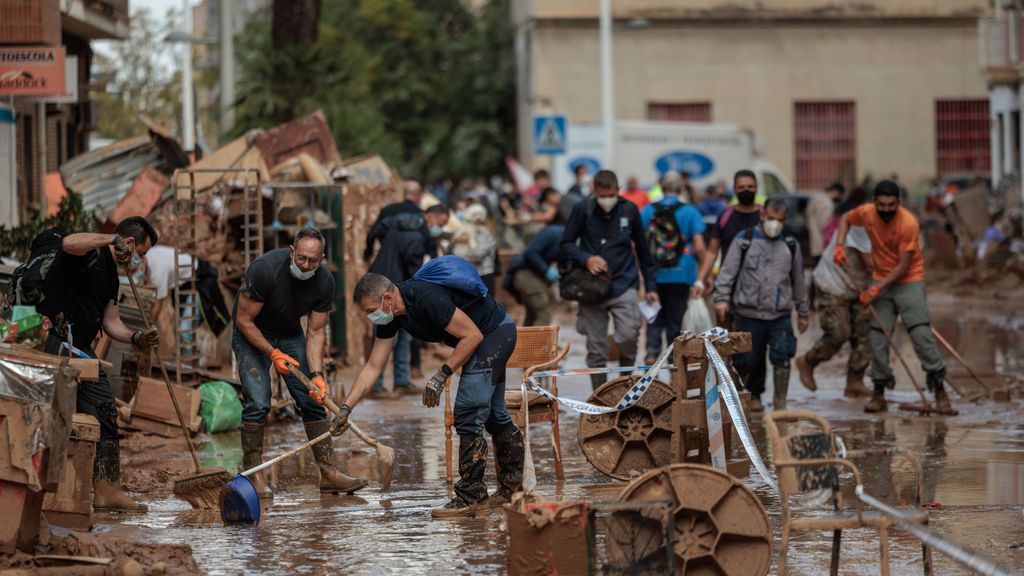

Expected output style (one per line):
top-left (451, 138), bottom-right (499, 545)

top-left (737, 191), bottom-right (756, 206)
top-left (878, 209), bottom-right (897, 223)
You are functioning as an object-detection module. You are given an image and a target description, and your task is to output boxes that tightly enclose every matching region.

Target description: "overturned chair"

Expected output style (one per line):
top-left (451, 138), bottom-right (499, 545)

top-left (763, 410), bottom-right (932, 576)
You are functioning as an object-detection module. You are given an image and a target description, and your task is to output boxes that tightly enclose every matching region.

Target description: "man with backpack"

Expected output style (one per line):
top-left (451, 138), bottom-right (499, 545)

top-left (712, 198), bottom-right (809, 412)
top-left (28, 216), bottom-right (160, 511)
top-left (340, 256), bottom-right (521, 518)
top-left (561, 169), bottom-right (659, 390)
top-left (640, 174), bottom-right (707, 364)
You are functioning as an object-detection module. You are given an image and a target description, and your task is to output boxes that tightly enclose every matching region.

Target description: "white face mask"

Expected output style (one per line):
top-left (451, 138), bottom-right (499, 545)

top-left (290, 261), bottom-right (317, 281)
top-left (763, 219), bottom-right (784, 239)
top-left (596, 197), bottom-right (618, 213)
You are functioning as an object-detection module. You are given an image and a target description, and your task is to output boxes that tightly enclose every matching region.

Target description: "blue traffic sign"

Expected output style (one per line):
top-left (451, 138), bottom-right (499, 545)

top-left (534, 115), bottom-right (567, 155)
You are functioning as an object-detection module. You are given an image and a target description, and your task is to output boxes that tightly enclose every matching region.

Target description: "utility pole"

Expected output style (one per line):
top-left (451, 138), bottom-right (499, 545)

top-left (181, 0), bottom-right (195, 154)
top-left (219, 0), bottom-right (235, 139)
top-left (600, 0), bottom-right (613, 170)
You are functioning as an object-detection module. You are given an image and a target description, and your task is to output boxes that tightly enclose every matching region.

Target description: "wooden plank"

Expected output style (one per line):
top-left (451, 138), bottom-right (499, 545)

top-left (673, 332), bottom-right (752, 360)
top-left (129, 377), bottom-right (199, 431)
top-left (120, 415), bottom-right (182, 438)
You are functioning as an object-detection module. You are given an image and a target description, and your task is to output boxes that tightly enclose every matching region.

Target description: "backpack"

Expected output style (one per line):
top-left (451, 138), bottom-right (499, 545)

top-left (647, 202), bottom-right (688, 267)
top-left (412, 255), bottom-right (488, 298)
top-left (5, 227), bottom-right (65, 316)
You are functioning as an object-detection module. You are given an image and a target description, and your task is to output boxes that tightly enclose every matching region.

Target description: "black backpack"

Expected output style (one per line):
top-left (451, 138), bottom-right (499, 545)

top-left (5, 227), bottom-right (65, 316)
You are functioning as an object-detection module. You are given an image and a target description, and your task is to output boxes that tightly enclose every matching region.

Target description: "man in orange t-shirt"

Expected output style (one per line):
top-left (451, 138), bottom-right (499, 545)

top-left (620, 175), bottom-right (650, 210)
top-left (835, 180), bottom-right (950, 414)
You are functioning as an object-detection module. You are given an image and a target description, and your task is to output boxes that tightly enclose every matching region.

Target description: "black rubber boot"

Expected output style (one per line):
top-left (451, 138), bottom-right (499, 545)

top-left (304, 420), bottom-right (367, 494)
top-left (93, 440), bottom-right (147, 512)
top-left (241, 422), bottom-right (273, 499)
top-left (864, 378), bottom-right (892, 413)
top-left (772, 366), bottom-right (790, 410)
top-left (927, 368), bottom-right (954, 413)
top-left (433, 435), bottom-right (489, 519)
top-left (590, 372), bottom-right (608, 391)
top-left (488, 424), bottom-right (525, 507)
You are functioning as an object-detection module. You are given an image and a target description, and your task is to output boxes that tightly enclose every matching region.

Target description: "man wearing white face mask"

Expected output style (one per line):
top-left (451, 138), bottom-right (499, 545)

top-left (712, 197), bottom-right (809, 412)
top-left (233, 228), bottom-right (366, 498)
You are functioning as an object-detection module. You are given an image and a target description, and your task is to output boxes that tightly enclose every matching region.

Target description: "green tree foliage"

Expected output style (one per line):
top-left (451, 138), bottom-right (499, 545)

top-left (0, 193), bottom-right (95, 261)
top-left (233, 0), bottom-right (515, 181)
top-left (93, 8), bottom-right (182, 141)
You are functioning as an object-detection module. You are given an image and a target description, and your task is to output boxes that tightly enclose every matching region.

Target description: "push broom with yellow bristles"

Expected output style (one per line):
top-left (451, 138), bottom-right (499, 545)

top-left (125, 268), bottom-right (231, 507)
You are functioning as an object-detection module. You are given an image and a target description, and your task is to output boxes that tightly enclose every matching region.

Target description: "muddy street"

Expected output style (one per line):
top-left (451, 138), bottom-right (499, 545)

top-left (83, 294), bottom-right (1024, 576)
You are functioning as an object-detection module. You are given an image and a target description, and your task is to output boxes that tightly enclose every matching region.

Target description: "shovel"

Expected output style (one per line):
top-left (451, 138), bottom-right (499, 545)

top-left (219, 430), bottom-right (332, 526)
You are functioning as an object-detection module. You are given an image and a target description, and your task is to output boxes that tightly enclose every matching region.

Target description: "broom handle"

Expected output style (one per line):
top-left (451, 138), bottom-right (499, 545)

top-left (286, 364), bottom-right (381, 448)
top-left (242, 431), bottom-right (331, 477)
top-left (930, 326), bottom-right (992, 392)
top-left (125, 267), bottom-right (203, 472)
top-left (866, 303), bottom-right (930, 404)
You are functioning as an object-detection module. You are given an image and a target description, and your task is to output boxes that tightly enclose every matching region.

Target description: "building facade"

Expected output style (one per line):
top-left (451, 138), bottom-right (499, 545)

top-left (0, 0), bottom-right (129, 228)
top-left (982, 0), bottom-right (1024, 197)
top-left (521, 0), bottom-right (990, 191)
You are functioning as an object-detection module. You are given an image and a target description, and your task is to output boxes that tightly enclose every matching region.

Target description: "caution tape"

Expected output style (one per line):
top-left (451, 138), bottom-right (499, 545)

top-left (531, 364), bottom-right (676, 378)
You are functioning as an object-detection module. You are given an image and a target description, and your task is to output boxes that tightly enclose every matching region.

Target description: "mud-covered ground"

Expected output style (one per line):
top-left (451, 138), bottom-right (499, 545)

top-left (85, 290), bottom-right (1024, 575)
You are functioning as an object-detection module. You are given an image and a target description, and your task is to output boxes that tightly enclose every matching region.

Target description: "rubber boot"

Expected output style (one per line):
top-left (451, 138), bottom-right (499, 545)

top-left (488, 424), bottom-right (525, 507)
top-left (303, 420), bottom-right (367, 494)
top-left (928, 369), bottom-right (954, 413)
top-left (795, 355), bottom-right (817, 391)
top-left (92, 440), bottom-right (148, 512)
top-left (590, 372), bottom-right (607, 391)
top-left (844, 372), bottom-right (873, 398)
top-left (241, 422), bottom-right (273, 500)
top-left (772, 366), bottom-right (790, 411)
top-left (433, 435), bottom-right (489, 519)
top-left (864, 379), bottom-right (891, 413)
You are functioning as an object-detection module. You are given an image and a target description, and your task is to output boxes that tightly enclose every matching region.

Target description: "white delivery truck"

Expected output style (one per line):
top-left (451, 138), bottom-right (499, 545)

top-left (551, 121), bottom-right (794, 196)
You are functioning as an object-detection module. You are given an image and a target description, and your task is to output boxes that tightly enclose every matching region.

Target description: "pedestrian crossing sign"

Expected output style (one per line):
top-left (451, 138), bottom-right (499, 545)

top-left (533, 115), bottom-right (567, 155)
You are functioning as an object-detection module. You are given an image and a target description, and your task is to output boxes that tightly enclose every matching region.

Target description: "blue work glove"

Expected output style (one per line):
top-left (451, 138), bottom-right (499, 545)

top-left (545, 267), bottom-right (560, 283)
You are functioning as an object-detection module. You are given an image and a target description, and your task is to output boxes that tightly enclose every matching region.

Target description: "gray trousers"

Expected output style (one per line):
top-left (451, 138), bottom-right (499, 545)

top-left (867, 280), bottom-right (945, 381)
top-left (577, 288), bottom-right (642, 383)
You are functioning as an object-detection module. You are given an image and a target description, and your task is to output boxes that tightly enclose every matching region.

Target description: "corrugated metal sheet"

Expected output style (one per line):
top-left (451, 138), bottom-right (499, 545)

top-left (59, 136), bottom-right (161, 219)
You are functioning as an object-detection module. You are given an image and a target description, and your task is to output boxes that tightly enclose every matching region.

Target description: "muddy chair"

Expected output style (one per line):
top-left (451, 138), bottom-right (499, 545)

top-left (763, 410), bottom-right (932, 576)
top-left (444, 326), bottom-right (569, 484)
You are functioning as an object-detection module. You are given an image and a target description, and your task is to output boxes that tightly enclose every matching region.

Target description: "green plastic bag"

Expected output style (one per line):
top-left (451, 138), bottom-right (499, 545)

top-left (198, 381), bottom-right (242, 433)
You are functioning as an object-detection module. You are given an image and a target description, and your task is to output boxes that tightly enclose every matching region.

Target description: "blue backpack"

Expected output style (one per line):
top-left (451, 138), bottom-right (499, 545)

top-left (412, 255), bottom-right (488, 298)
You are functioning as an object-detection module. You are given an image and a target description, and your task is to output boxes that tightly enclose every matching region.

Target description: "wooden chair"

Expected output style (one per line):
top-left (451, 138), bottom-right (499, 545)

top-left (763, 410), bottom-right (932, 576)
top-left (444, 326), bottom-right (568, 484)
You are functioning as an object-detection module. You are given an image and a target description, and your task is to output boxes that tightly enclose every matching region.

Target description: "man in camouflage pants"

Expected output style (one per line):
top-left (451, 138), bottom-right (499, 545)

top-left (795, 226), bottom-right (874, 397)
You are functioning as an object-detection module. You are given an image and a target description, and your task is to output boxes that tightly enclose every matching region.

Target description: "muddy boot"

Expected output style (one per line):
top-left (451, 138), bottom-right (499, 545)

top-left (750, 396), bottom-right (764, 413)
top-left (433, 435), bottom-right (489, 519)
top-left (864, 379), bottom-right (892, 413)
top-left (92, 440), bottom-right (148, 512)
top-left (303, 420), bottom-right (367, 494)
top-left (590, 372), bottom-right (608, 391)
top-left (488, 424), bottom-right (525, 507)
top-left (241, 422), bottom-right (273, 500)
top-left (844, 372), bottom-right (873, 398)
top-left (928, 369), bottom-right (954, 413)
top-left (795, 355), bottom-right (817, 391)
top-left (772, 366), bottom-right (790, 411)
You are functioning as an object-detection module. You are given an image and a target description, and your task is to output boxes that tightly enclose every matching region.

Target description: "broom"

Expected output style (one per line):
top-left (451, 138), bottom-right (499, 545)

top-left (287, 364), bottom-right (396, 491)
top-left (124, 267), bottom-right (231, 508)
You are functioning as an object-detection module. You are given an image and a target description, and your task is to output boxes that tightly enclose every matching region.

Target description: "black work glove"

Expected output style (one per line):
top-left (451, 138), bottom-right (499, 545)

top-left (330, 404), bottom-right (352, 436)
top-left (131, 328), bottom-right (160, 350)
top-left (422, 365), bottom-right (453, 408)
top-left (111, 235), bottom-right (132, 265)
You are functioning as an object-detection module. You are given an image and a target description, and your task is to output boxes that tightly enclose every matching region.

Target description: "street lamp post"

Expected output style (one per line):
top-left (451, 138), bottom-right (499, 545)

top-left (181, 0), bottom-right (195, 154)
top-left (600, 0), bottom-right (613, 170)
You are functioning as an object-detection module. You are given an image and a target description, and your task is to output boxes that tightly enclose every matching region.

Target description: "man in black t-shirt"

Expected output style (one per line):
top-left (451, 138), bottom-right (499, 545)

top-left (233, 228), bottom-right (366, 497)
top-left (41, 216), bottom-right (160, 512)
top-left (338, 271), bottom-right (521, 519)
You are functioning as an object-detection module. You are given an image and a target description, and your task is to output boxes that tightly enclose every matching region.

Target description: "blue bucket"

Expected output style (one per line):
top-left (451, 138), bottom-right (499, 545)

top-left (219, 473), bottom-right (261, 526)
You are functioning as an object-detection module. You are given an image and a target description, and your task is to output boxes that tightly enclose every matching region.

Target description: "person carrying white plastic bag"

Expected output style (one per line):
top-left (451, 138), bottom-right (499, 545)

top-left (682, 294), bottom-right (714, 334)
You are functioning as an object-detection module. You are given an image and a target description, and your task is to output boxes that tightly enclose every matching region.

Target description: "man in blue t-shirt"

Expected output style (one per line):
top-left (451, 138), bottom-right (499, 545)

top-left (640, 178), bottom-right (707, 363)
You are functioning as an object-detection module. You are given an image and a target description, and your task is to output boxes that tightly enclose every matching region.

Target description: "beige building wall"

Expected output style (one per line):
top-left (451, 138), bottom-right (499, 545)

top-left (530, 11), bottom-right (987, 186)
top-left (533, 0), bottom-right (988, 20)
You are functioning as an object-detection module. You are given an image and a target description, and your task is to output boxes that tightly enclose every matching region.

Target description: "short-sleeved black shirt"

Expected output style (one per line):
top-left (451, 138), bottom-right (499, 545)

top-left (44, 247), bottom-right (119, 345)
top-left (713, 208), bottom-right (763, 260)
top-left (375, 280), bottom-right (506, 348)
top-left (237, 248), bottom-right (334, 339)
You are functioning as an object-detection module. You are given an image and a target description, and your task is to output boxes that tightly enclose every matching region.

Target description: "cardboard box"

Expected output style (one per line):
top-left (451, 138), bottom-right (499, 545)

top-left (129, 377), bottom-right (201, 431)
top-left (43, 413), bottom-right (100, 531)
top-left (506, 500), bottom-right (588, 576)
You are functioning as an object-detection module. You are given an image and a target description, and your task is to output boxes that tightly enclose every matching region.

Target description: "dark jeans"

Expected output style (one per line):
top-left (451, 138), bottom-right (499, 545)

top-left (453, 315), bottom-right (517, 436)
top-left (232, 330), bottom-right (327, 423)
top-left (45, 334), bottom-right (119, 442)
top-left (733, 315), bottom-right (796, 397)
top-left (645, 283), bottom-right (691, 358)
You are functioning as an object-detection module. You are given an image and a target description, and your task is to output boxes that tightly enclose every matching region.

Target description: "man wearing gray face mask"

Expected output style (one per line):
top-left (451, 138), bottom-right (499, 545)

top-left (233, 228), bottom-right (367, 498)
top-left (712, 197), bottom-right (809, 412)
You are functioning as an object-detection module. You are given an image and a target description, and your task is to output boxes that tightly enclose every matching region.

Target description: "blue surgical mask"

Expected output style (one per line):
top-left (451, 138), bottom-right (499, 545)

top-left (429, 226), bottom-right (444, 238)
top-left (289, 261), bottom-right (316, 281)
top-left (367, 294), bottom-right (394, 325)
top-left (130, 253), bottom-right (142, 269)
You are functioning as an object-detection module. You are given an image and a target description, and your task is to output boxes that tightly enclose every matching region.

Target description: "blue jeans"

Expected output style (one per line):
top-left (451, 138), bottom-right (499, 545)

top-left (372, 329), bottom-right (412, 392)
top-left (732, 314), bottom-right (796, 397)
top-left (232, 330), bottom-right (327, 423)
top-left (454, 316), bottom-right (517, 436)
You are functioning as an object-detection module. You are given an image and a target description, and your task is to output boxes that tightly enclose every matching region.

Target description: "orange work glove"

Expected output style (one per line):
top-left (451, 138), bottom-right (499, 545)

top-left (834, 244), bottom-right (848, 266)
top-left (859, 285), bottom-right (881, 305)
top-left (270, 348), bottom-right (299, 375)
top-left (310, 374), bottom-right (328, 405)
